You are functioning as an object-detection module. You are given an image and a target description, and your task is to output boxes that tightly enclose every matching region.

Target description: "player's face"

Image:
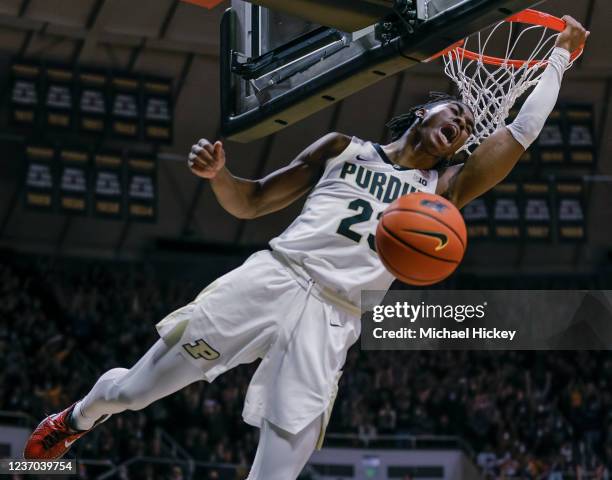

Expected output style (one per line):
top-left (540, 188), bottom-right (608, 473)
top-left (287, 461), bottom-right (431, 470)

top-left (419, 102), bottom-right (475, 158)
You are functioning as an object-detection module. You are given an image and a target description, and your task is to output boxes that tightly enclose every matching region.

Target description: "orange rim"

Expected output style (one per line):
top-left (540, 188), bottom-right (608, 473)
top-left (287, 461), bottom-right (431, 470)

top-left (428, 9), bottom-right (584, 67)
top-left (427, 39), bottom-right (465, 62)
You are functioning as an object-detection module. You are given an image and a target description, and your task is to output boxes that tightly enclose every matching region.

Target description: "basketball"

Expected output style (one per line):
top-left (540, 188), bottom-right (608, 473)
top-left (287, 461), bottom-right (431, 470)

top-left (376, 193), bottom-right (467, 286)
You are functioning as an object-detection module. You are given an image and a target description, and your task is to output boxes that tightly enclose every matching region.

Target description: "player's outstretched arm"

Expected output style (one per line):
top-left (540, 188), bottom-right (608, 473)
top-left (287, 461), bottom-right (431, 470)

top-left (438, 16), bottom-right (589, 209)
top-left (188, 132), bottom-right (351, 219)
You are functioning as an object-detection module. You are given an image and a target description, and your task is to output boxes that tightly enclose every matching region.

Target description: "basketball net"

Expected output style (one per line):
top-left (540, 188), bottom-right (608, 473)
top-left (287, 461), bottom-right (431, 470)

top-left (438, 12), bottom-right (581, 154)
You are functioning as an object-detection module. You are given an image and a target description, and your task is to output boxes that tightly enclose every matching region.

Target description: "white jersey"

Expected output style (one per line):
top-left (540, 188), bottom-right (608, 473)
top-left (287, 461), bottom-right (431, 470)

top-left (157, 137), bottom-right (440, 437)
top-left (270, 136), bottom-right (439, 305)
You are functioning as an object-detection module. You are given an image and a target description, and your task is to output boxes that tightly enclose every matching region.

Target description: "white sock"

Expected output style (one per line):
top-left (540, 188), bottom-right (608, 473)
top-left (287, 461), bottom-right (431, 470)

top-left (71, 367), bottom-right (128, 430)
top-left (70, 398), bottom-right (111, 431)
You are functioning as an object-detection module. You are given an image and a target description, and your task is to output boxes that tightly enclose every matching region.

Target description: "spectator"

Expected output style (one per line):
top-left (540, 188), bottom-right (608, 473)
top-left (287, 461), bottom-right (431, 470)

top-left (0, 256), bottom-right (610, 479)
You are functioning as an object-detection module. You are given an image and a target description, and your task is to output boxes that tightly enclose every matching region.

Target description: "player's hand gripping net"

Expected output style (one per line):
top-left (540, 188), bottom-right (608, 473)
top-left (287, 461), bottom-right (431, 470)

top-left (437, 10), bottom-right (587, 153)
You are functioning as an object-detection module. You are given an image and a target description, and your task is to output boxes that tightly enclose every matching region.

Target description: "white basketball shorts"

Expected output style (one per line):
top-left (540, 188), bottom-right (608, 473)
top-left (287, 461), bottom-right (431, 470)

top-left (155, 249), bottom-right (361, 437)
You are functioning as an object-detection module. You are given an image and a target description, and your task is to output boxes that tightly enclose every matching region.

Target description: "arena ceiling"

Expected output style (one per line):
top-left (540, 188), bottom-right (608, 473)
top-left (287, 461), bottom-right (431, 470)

top-left (0, 0), bottom-right (610, 273)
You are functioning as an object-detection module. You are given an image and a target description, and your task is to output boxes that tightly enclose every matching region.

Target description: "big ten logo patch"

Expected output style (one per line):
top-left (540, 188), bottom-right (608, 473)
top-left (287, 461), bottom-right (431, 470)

top-left (183, 339), bottom-right (220, 360)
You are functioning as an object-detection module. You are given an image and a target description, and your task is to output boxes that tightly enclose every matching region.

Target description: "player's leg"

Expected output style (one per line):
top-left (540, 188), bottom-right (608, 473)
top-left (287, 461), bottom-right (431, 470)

top-left (247, 415), bottom-right (323, 480)
top-left (24, 339), bottom-right (204, 459)
top-left (71, 338), bottom-right (203, 430)
top-left (24, 250), bottom-right (303, 460)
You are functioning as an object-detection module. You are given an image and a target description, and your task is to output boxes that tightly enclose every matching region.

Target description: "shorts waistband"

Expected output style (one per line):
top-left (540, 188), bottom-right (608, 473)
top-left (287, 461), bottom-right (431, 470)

top-left (270, 250), bottom-right (361, 318)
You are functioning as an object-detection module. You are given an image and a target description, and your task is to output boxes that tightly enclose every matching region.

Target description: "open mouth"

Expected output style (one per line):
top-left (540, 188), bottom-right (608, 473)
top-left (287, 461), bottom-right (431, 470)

top-left (440, 124), bottom-right (459, 145)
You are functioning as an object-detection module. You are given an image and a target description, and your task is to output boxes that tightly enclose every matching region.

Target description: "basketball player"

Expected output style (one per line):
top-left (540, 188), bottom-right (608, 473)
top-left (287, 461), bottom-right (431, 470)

top-left (25, 16), bottom-right (587, 480)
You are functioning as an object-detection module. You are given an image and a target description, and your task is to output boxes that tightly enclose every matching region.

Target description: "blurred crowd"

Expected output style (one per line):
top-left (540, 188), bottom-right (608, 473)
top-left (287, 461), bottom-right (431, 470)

top-left (0, 254), bottom-right (611, 479)
top-left (0, 256), bottom-right (258, 479)
top-left (335, 350), bottom-right (611, 479)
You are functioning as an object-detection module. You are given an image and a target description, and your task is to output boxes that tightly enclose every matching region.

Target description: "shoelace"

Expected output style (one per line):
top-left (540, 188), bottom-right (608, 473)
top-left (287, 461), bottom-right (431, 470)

top-left (41, 420), bottom-right (72, 450)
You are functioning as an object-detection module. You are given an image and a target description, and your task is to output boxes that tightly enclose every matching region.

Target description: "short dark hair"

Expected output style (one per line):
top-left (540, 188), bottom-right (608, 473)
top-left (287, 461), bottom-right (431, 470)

top-left (386, 92), bottom-right (466, 142)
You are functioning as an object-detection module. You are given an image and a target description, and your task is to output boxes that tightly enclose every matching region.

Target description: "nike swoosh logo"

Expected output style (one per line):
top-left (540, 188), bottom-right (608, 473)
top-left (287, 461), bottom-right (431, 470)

top-left (65, 439), bottom-right (77, 448)
top-left (404, 229), bottom-right (448, 251)
top-left (356, 155), bottom-right (367, 161)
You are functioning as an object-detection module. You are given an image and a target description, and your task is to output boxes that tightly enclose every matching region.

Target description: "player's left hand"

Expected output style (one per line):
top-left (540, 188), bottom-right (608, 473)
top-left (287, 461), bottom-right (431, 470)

top-left (555, 15), bottom-right (589, 53)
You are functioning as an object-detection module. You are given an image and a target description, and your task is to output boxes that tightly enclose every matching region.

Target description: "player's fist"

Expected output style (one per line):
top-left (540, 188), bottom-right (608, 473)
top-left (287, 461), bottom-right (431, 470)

top-left (555, 15), bottom-right (589, 54)
top-left (188, 139), bottom-right (226, 179)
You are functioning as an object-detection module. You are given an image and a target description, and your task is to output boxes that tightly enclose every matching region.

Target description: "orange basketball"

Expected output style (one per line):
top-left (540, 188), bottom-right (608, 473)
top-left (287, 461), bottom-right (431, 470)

top-left (375, 192), bottom-right (467, 286)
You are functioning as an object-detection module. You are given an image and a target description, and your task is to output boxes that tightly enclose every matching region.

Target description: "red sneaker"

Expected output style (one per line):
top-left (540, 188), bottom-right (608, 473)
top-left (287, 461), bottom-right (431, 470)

top-left (23, 403), bottom-right (88, 459)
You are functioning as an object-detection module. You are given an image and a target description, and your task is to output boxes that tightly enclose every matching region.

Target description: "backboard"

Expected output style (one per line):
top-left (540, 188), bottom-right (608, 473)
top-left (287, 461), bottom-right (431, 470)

top-left (220, 0), bottom-right (546, 142)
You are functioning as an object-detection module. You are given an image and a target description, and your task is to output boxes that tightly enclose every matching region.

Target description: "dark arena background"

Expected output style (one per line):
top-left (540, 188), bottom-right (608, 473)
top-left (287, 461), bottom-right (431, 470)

top-left (0, 0), bottom-right (611, 479)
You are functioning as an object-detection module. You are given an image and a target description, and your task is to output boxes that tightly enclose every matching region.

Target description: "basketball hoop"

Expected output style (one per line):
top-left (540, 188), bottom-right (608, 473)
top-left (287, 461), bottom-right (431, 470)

top-left (429, 9), bottom-right (584, 153)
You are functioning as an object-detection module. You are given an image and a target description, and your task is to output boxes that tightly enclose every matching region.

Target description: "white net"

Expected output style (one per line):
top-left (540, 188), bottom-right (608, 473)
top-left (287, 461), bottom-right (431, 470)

top-left (443, 18), bottom-right (577, 154)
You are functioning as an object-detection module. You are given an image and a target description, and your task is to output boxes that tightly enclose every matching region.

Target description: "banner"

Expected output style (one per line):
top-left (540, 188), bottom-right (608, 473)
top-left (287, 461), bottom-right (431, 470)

top-left (522, 181), bottom-right (552, 242)
top-left (10, 64), bottom-right (40, 127)
top-left (126, 155), bottom-right (157, 221)
top-left (93, 152), bottom-right (124, 218)
top-left (462, 197), bottom-right (491, 240)
top-left (537, 106), bottom-right (565, 166)
top-left (556, 181), bottom-right (586, 242)
top-left (110, 76), bottom-right (140, 139)
top-left (491, 182), bottom-right (520, 240)
top-left (59, 149), bottom-right (89, 214)
top-left (566, 105), bottom-right (596, 168)
top-left (9, 62), bottom-right (173, 145)
top-left (143, 79), bottom-right (173, 144)
top-left (24, 145), bottom-right (55, 211)
top-left (78, 71), bottom-right (108, 134)
top-left (44, 67), bottom-right (74, 130)
top-left (463, 179), bottom-right (585, 244)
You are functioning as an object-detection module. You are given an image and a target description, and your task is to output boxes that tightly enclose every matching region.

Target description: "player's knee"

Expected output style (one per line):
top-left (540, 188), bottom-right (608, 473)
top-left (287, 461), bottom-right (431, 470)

top-left (99, 367), bottom-right (129, 382)
top-left (100, 369), bottom-right (150, 411)
top-left (110, 384), bottom-right (150, 411)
